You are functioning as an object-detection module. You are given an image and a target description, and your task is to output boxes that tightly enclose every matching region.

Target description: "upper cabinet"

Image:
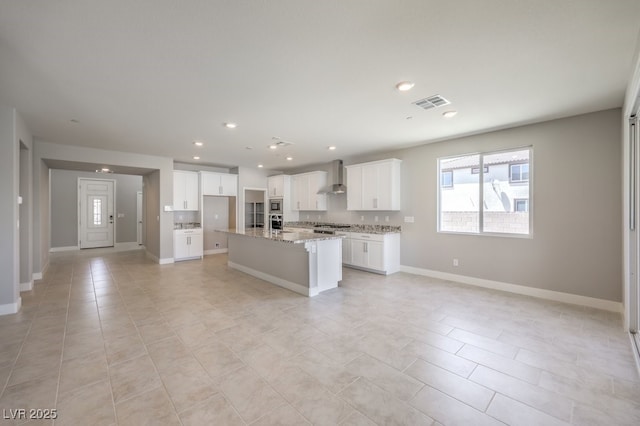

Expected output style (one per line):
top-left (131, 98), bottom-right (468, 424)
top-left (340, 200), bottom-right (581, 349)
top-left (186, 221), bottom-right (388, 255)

top-left (200, 171), bottom-right (237, 196)
top-left (346, 159), bottom-right (402, 211)
top-left (173, 170), bottom-right (199, 211)
top-left (291, 171), bottom-right (327, 211)
top-left (267, 174), bottom-right (287, 198)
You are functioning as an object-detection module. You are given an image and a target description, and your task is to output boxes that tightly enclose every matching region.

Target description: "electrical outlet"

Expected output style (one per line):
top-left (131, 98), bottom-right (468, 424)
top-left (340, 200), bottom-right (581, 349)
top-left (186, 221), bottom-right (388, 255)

top-left (214, 214), bottom-right (219, 219)
top-left (385, 216), bottom-right (389, 222)
top-left (317, 215), bottom-right (321, 220)
top-left (374, 216), bottom-right (379, 222)
top-left (360, 216), bottom-right (365, 221)
top-left (215, 243), bottom-right (220, 248)
top-left (306, 215), bottom-right (310, 219)
top-left (453, 258), bottom-right (459, 267)
top-left (404, 216), bottom-right (414, 223)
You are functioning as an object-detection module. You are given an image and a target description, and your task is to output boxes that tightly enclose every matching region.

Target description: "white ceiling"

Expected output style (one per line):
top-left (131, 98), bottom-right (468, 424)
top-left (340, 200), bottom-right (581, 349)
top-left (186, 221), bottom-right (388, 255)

top-left (1, 0), bottom-right (639, 171)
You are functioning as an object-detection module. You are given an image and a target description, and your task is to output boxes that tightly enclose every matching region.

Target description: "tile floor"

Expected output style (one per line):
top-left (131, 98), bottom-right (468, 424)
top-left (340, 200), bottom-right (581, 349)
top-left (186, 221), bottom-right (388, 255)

top-left (0, 248), bottom-right (639, 425)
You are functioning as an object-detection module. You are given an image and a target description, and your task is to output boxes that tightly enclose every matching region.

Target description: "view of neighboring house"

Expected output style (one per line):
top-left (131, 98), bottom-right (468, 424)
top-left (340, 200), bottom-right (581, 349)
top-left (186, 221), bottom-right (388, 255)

top-left (439, 148), bottom-right (530, 234)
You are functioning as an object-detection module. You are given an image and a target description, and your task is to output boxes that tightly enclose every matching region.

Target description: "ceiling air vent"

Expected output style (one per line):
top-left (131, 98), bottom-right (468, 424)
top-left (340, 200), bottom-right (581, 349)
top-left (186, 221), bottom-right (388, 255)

top-left (412, 94), bottom-right (451, 110)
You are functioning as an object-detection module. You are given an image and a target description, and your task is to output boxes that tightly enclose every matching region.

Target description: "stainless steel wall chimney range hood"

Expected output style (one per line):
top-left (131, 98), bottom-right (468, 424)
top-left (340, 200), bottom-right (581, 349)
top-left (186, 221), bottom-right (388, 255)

top-left (318, 159), bottom-right (347, 194)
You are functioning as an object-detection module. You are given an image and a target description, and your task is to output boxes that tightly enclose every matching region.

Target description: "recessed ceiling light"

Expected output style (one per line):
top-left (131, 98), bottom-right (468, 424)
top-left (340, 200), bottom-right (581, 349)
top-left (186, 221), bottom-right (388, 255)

top-left (269, 144), bottom-right (278, 150)
top-left (224, 122), bottom-right (237, 129)
top-left (193, 141), bottom-right (204, 146)
top-left (395, 81), bottom-right (415, 92)
top-left (101, 168), bottom-right (110, 172)
top-left (245, 146), bottom-right (253, 150)
top-left (406, 116), bottom-right (413, 120)
top-left (258, 164), bottom-right (263, 168)
top-left (328, 146), bottom-right (336, 150)
top-left (442, 110), bottom-right (458, 118)
top-left (286, 156), bottom-right (293, 161)
top-left (193, 156), bottom-right (200, 160)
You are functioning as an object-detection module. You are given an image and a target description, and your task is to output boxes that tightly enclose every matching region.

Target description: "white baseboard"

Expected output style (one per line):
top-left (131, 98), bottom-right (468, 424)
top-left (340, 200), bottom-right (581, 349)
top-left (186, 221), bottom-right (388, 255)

top-left (146, 251), bottom-right (174, 264)
top-left (20, 281), bottom-right (33, 292)
top-left (33, 260), bottom-right (49, 281)
top-left (228, 261), bottom-right (317, 297)
top-left (400, 265), bottom-right (623, 313)
top-left (204, 248), bottom-right (228, 255)
top-left (0, 297), bottom-right (22, 315)
top-left (49, 245), bottom-right (79, 252)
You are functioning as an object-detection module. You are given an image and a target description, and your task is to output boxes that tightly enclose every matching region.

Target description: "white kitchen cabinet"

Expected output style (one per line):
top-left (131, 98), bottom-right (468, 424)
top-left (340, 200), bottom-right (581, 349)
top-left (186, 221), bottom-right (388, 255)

top-left (346, 159), bottom-right (401, 211)
top-left (343, 232), bottom-right (400, 275)
top-left (267, 175), bottom-right (287, 198)
top-left (174, 228), bottom-right (203, 261)
top-left (200, 171), bottom-right (237, 196)
top-left (335, 231), bottom-right (352, 264)
top-left (173, 171), bottom-right (199, 211)
top-left (291, 171), bottom-right (327, 211)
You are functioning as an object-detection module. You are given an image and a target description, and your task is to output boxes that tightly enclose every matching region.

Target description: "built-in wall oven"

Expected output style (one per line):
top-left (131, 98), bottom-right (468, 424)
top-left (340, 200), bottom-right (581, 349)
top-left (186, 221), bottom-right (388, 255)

top-left (269, 214), bottom-right (283, 230)
top-left (269, 198), bottom-right (283, 214)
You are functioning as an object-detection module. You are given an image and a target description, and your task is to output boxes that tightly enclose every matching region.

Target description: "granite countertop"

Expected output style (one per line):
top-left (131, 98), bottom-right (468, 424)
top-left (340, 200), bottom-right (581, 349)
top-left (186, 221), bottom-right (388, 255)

top-left (174, 222), bottom-right (201, 230)
top-left (284, 222), bottom-right (401, 235)
top-left (215, 228), bottom-right (344, 244)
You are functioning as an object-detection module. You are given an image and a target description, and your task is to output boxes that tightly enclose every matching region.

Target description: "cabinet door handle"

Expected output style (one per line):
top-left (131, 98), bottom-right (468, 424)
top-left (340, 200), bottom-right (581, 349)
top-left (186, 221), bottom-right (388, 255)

top-left (373, 198), bottom-right (378, 209)
top-left (364, 242), bottom-right (368, 253)
top-left (297, 201), bottom-right (300, 209)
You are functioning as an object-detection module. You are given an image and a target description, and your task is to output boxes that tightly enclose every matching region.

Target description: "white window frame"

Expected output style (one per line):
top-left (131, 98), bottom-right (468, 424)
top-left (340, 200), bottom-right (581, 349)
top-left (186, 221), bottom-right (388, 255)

top-left (437, 146), bottom-right (533, 237)
top-left (440, 170), bottom-right (453, 188)
top-left (514, 198), bottom-right (529, 212)
top-left (510, 163), bottom-right (529, 183)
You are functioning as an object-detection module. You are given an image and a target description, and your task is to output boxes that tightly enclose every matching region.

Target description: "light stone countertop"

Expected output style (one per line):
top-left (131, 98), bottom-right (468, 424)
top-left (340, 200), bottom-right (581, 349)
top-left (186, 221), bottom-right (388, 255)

top-left (284, 222), bottom-right (401, 235)
top-left (215, 228), bottom-right (344, 244)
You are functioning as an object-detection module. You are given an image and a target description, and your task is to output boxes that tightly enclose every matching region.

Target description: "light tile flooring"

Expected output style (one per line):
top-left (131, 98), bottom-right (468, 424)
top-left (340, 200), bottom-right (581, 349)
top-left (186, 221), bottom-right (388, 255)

top-left (1, 248), bottom-right (639, 425)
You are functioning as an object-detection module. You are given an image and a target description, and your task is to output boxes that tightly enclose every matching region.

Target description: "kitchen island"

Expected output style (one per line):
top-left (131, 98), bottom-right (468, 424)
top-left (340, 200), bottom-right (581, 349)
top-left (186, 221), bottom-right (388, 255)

top-left (215, 228), bottom-right (343, 297)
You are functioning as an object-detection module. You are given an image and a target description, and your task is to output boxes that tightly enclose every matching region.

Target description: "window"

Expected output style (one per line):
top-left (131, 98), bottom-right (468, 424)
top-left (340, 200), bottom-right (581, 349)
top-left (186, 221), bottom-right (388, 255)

top-left (438, 147), bottom-right (531, 235)
top-left (92, 199), bottom-right (102, 225)
top-left (441, 170), bottom-right (453, 188)
top-left (514, 199), bottom-right (529, 212)
top-left (510, 163), bottom-right (529, 182)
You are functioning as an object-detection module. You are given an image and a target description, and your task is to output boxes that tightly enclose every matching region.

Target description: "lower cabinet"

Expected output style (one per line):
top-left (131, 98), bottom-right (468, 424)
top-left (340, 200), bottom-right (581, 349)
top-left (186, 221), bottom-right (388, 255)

top-left (174, 229), bottom-right (203, 261)
top-left (340, 232), bottom-right (400, 275)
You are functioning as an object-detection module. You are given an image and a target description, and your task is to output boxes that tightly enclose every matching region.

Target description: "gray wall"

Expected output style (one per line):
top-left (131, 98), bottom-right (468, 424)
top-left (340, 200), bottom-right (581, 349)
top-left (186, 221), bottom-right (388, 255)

top-left (203, 196), bottom-right (230, 250)
top-left (19, 135), bottom-right (33, 288)
top-left (33, 140), bottom-right (174, 266)
top-left (50, 170), bottom-right (142, 248)
top-left (292, 109), bottom-right (622, 302)
top-left (0, 103), bottom-right (18, 308)
top-left (0, 104), bottom-right (33, 310)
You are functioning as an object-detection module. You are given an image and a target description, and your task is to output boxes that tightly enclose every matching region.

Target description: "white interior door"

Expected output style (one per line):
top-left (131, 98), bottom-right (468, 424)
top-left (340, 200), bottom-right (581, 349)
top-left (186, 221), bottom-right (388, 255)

top-left (79, 179), bottom-right (115, 249)
top-left (137, 191), bottom-right (143, 245)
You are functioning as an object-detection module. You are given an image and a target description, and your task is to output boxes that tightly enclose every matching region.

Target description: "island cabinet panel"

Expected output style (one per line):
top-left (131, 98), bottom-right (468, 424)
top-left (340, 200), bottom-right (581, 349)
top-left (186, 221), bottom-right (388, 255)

top-left (335, 231), bottom-right (352, 264)
top-left (173, 171), bottom-right (199, 211)
top-left (201, 171), bottom-right (237, 196)
top-left (346, 158), bottom-right (401, 211)
top-left (291, 171), bottom-right (327, 211)
top-left (343, 232), bottom-right (400, 275)
top-left (221, 229), bottom-right (342, 296)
